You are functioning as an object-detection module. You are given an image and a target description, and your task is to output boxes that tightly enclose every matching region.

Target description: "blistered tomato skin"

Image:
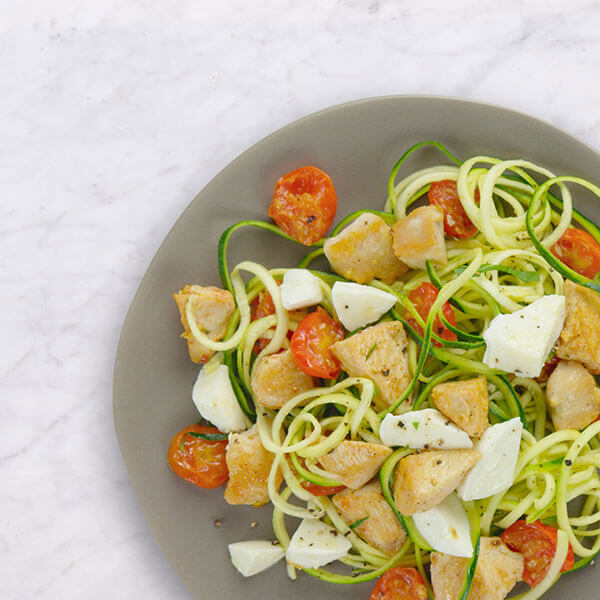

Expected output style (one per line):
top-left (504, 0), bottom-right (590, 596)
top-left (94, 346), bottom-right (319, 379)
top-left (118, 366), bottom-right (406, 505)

top-left (167, 425), bottom-right (229, 489)
top-left (369, 567), bottom-right (428, 600)
top-left (551, 227), bottom-right (600, 279)
top-left (300, 480), bottom-right (346, 496)
top-left (428, 179), bottom-right (478, 239)
top-left (290, 307), bottom-right (344, 379)
top-left (268, 166), bottom-right (337, 246)
top-left (250, 287), bottom-right (277, 354)
top-left (501, 520), bottom-right (574, 587)
top-left (405, 282), bottom-right (457, 346)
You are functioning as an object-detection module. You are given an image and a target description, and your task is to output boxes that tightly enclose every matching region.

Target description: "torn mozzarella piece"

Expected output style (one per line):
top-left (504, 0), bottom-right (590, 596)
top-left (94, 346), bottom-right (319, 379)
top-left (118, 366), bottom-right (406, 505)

top-left (228, 540), bottom-right (285, 577)
top-left (412, 493), bottom-right (473, 558)
top-left (280, 269), bottom-right (323, 311)
top-left (457, 418), bottom-right (523, 501)
top-left (286, 519), bottom-right (352, 569)
top-left (192, 363), bottom-right (250, 432)
top-left (482, 295), bottom-right (565, 378)
top-left (331, 281), bottom-right (397, 331)
top-left (379, 409), bottom-right (473, 450)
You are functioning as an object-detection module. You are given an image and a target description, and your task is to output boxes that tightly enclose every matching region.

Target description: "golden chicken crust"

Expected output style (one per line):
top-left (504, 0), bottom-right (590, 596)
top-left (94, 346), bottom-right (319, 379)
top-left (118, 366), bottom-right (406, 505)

top-left (173, 284), bottom-right (234, 364)
top-left (250, 349), bottom-right (315, 409)
top-left (556, 280), bottom-right (600, 373)
top-left (319, 440), bottom-right (392, 490)
top-left (547, 360), bottom-right (600, 430)
top-left (431, 376), bottom-right (489, 437)
top-left (332, 481), bottom-right (406, 556)
top-left (431, 537), bottom-right (524, 600)
top-left (323, 213), bottom-right (407, 284)
top-left (331, 321), bottom-right (411, 409)
top-left (391, 205), bottom-right (447, 270)
top-left (393, 449), bottom-right (481, 516)
top-left (224, 425), bottom-right (281, 507)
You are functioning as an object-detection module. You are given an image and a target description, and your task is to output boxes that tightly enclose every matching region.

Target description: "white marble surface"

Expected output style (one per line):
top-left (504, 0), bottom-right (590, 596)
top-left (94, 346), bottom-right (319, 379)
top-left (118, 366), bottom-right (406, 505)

top-left (3, 0), bottom-right (600, 597)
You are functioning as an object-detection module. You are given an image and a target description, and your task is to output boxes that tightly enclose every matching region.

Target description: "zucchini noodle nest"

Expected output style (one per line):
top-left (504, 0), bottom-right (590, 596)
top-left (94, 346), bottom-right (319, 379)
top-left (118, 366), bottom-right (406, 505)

top-left (188, 141), bottom-right (600, 596)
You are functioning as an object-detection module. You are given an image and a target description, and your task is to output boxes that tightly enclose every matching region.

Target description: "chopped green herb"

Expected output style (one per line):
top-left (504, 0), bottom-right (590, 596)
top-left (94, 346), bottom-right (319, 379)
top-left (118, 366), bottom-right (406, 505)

top-left (349, 516), bottom-right (369, 530)
top-left (412, 422), bottom-right (420, 430)
top-left (365, 343), bottom-right (378, 360)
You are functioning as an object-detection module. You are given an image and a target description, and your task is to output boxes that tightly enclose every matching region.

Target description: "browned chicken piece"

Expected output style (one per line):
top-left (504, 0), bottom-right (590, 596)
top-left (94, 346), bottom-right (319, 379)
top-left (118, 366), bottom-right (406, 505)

top-left (431, 376), bottom-right (489, 437)
top-left (332, 481), bottom-right (406, 555)
top-left (431, 537), bottom-right (524, 600)
top-left (557, 280), bottom-right (600, 374)
top-left (323, 213), bottom-right (408, 284)
top-left (173, 284), bottom-right (235, 364)
top-left (224, 425), bottom-right (281, 507)
top-left (330, 321), bottom-right (411, 409)
top-left (391, 205), bottom-right (447, 270)
top-left (319, 440), bottom-right (392, 490)
top-left (546, 360), bottom-right (600, 430)
top-left (250, 349), bottom-right (315, 409)
top-left (393, 449), bottom-right (481, 516)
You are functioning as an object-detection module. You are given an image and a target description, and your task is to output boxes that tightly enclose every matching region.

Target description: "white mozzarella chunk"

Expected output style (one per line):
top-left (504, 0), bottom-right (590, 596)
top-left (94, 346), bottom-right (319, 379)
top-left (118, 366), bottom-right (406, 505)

top-left (331, 281), bottom-right (397, 331)
top-left (228, 540), bottom-right (285, 577)
top-left (280, 269), bottom-right (324, 311)
top-left (412, 493), bottom-right (473, 558)
top-left (457, 418), bottom-right (523, 501)
top-left (192, 363), bottom-right (250, 432)
top-left (482, 295), bottom-right (565, 378)
top-left (286, 519), bottom-right (352, 569)
top-left (379, 409), bottom-right (473, 450)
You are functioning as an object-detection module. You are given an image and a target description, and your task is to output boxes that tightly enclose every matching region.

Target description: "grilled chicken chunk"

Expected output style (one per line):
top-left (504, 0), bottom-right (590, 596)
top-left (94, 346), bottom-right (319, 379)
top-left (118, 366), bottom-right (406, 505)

top-left (323, 213), bottom-right (407, 284)
top-left (332, 481), bottom-right (406, 556)
top-left (251, 349), bottom-right (315, 409)
top-left (431, 376), bottom-right (489, 437)
top-left (319, 440), bottom-right (392, 490)
top-left (557, 280), bottom-right (600, 374)
top-left (174, 284), bottom-right (235, 364)
top-left (393, 449), bottom-right (481, 515)
top-left (224, 425), bottom-right (281, 507)
top-left (431, 537), bottom-right (524, 600)
top-left (546, 360), bottom-right (600, 430)
top-left (330, 321), bottom-right (411, 409)
top-left (391, 205), bottom-right (447, 270)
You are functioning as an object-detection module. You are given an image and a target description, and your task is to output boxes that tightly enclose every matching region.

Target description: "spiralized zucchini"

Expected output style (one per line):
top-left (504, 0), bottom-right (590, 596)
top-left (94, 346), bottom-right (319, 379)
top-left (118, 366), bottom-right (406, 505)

top-left (187, 141), bottom-right (600, 595)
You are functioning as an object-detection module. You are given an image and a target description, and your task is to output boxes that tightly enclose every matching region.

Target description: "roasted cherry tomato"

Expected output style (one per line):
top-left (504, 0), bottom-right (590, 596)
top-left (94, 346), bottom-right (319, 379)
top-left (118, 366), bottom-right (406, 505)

top-left (500, 520), bottom-right (575, 587)
top-left (268, 166), bottom-right (337, 246)
top-left (536, 355), bottom-right (560, 383)
top-left (428, 179), bottom-right (478, 239)
top-left (167, 425), bottom-right (228, 489)
top-left (369, 567), bottom-right (428, 600)
top-left (251, 287), bottom-right (277, 354)
top-left (300, 480), bottom-right (346, 496)
top-left (405, 282), bottom-right (457, 346)
top-left (551, 227), bottom-right (600, 279)
top-left (290, 307), bottom-right (344, 378)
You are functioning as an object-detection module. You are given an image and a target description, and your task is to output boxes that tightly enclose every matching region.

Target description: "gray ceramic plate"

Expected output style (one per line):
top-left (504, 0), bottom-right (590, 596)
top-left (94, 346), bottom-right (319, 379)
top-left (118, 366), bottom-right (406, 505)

top-left (114, 96), bottom-right (600, 600)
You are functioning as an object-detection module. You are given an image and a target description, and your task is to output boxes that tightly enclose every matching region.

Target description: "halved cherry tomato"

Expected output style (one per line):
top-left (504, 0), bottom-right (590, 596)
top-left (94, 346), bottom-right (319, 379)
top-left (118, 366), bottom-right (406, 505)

top-left (251, 288), bottom-right (276, 321)
top-left (251, 287), bottom-right (277, 354)
top-left (551, 227), bottom-right (600, 279)
top-left (167, 425), bottom-right (228, 489)
top-left (300, 480), bottom-right (346, 496)
top-left (428, 179), bottom-right (478, 239)
top-left (405, 282), bottom-right (457, 346)
top-left (500, 520), bottom-right (575, 587)
top-left (369, 567), bottom-right (428, 600)
top-left (268, 166), bottom-right (337, 246)
top-left (290, 307), bottom-right (344, 378)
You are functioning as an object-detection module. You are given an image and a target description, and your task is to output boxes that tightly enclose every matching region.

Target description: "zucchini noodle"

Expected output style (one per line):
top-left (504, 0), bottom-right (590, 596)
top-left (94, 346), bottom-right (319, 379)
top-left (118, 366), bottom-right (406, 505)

top-left (176, 141), bottom-right (600, 598)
